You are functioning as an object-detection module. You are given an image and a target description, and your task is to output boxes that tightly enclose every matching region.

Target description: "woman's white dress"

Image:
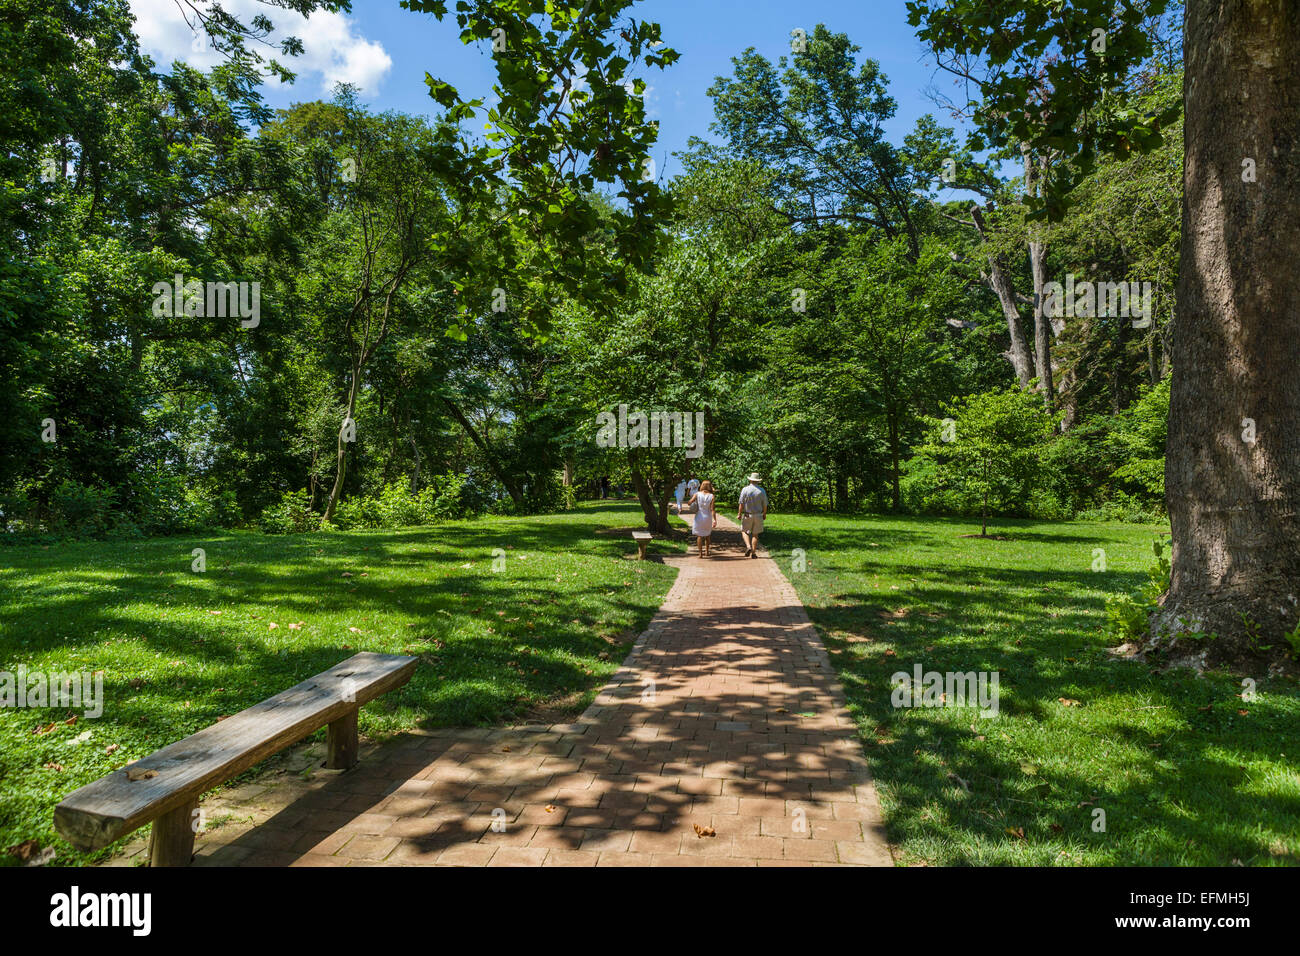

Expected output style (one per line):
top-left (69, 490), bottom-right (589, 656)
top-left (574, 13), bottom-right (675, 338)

top-left (692, 492), bottom-right (714, 537)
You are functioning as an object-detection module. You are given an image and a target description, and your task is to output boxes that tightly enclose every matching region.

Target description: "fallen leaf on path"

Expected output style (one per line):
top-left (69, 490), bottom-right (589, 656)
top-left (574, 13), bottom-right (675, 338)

top-left (692, 824), bottom-right (715, 838)
top-left (544, 805), bottom-right (557, 813)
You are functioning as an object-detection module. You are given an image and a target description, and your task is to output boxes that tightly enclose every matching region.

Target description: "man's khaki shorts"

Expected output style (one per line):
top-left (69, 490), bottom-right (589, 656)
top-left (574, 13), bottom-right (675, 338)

top-left (741, 514), bottom-right (764, 535)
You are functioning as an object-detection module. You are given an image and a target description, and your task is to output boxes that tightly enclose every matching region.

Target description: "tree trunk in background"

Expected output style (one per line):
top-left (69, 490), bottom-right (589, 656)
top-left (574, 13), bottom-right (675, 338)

top-left (439, 397), bottom-right (523, 506)
top-left (887, 408), bottom-right (901, 510)
top-left (322, 368), bottom-right (360, 524)
top-left (1154, 0), bottom-right (1300, 670)
top-left (972, 205), bottom-right (1035, 388)
top-left (1029, 237), bottom-right (1054, 408)
top-left (629, 457), bottom-right (669, 534)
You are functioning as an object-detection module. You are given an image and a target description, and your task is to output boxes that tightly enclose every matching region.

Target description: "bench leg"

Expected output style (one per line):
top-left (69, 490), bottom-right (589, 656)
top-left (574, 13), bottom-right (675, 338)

top-left (637, 541), bottom-right (648, 560)
top-left (149, 800), bottom-right (198, 867)
top-left (326, 707), bottom-right (359, 770)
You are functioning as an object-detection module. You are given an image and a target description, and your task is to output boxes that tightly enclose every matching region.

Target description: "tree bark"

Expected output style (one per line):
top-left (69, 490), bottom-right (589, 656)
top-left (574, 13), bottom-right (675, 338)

top-left (972, 205), bottom-right (1035, 387)
top-left (322, 367), bottom-right (360, 523)
top-left (1028, 237), bottom-right (1054, 408)
top-left (1024, 150), bottom-right (1055, 408)
top-left (629, 454), bottom-right (670, 534)
top-left (887, 408), bottom-right (901, 510)
top-left (1154, 0), bottom-right (1300, 671)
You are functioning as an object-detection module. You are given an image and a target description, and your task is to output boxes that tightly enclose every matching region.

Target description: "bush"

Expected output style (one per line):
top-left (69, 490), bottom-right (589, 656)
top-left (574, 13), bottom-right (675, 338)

top-left (0, 483), bottom-right (38, 534)
top-left (327, 475), bottom-right (480, 531)
top-left (130, 469), bottom-right (242, 535)
top-left (1105, 537), bottom-right (1172, 644)
top-left (259, 490), bottom-right (318, 534)
top-left (49, 479), bottom-right (115, 536)
top-left (1075, 492), bottom-right (1165, 524)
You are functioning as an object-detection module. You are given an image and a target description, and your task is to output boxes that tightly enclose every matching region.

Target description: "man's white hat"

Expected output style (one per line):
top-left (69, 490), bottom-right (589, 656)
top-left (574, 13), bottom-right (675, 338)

top-left (748, 472), bottom-right (763, 483)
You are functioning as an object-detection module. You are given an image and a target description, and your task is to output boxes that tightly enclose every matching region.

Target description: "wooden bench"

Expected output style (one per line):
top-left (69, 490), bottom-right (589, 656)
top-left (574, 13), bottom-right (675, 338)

top-left (631, 530), bottom-right (653, 560)
top-left (54, 651), bottom-right (416, 866)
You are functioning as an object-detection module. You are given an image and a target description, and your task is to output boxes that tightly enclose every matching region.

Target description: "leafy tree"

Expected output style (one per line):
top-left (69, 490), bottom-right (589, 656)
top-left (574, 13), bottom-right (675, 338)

top-left (910, 0), bottom-right (1300, 671)
top-left (916, 387), bottom-right (1059, 536)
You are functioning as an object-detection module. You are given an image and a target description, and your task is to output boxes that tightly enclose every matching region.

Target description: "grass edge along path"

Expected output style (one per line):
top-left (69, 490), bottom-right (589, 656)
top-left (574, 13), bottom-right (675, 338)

top-left (0, 501), bottom-right (683, 866)
top-left (763, 513), bottom-right (1300, 867)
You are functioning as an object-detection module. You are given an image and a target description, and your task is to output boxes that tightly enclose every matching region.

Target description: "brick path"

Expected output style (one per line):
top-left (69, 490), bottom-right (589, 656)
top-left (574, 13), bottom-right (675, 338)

top-left (112, 515), bottom-right (891, 867)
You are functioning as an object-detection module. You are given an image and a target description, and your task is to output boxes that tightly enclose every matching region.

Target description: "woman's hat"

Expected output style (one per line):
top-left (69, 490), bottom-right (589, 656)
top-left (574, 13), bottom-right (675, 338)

top-left (748, 472), bottom-right (763, 483)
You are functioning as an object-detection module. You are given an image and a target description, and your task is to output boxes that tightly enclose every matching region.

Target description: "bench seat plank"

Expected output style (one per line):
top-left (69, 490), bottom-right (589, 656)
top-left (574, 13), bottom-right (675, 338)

top-left (54, 652), bottom-right (415, 851)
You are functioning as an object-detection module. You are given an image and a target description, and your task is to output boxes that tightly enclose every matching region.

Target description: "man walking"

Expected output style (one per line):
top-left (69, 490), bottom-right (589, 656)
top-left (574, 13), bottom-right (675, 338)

top-left (737, 472), bottom-right (768, 558)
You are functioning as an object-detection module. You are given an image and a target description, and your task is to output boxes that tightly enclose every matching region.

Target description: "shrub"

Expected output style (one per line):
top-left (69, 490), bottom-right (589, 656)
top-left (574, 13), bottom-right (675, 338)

top-left (0, 483), bottom-right (38, 534)
top-left (259, 490), bottom-right (318, 534)
top-left (327, 475), bottom-right (481, 531)
top-left (1105, 537), bottom-right (1172, 644)
top-left (49, 479), bottom-right (115, 536)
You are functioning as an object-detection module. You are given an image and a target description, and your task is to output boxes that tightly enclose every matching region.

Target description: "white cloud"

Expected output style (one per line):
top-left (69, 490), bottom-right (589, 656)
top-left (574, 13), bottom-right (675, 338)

top-left (128, 0), bottom-right (391, 96)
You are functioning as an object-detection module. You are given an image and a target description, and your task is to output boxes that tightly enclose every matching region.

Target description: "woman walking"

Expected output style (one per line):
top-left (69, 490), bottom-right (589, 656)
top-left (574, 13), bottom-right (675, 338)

top-left (685, 479), bottom-right (717, 557)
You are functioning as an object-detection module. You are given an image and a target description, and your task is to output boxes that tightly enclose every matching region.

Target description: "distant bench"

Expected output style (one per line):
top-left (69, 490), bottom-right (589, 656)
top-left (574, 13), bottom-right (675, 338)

top-left (54, 651), bottom-right (416, 866)
top-left (631, 530), bottom-right (653, 560)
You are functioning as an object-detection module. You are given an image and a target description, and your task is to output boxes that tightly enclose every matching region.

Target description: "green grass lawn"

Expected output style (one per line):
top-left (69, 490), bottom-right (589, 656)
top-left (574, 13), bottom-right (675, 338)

top-left (0, 501), bottom-right (682, 865)
top-left (6, 501), bottom-right (1298, 867)
top-left (763, 513), bottom-right (1300, 865)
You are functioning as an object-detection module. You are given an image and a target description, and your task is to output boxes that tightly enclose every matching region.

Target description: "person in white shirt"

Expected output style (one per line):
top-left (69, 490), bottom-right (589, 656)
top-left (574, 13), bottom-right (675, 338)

top-left (674, 478), bottom-right (687, 513)
top-left (685, 480), bottom-right (717, 557)
top-left (737, 472), bottom-right (769, 558)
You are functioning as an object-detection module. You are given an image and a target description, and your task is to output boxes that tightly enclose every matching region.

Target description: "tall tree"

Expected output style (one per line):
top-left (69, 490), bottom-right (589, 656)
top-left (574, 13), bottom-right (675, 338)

top-left (910, 0), bottom-right (1300, 669)
top-left (1154, 0), bottom-right (1300, 666)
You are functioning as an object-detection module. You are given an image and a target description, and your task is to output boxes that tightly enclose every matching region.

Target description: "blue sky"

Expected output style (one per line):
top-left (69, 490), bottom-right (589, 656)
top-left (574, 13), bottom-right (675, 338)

top-left (131, 0), bottom-right (973, 180)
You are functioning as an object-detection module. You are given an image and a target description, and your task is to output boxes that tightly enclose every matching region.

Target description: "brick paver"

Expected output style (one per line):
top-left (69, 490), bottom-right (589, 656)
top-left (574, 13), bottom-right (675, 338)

top-left (140, 515), bottom-right (892, 867)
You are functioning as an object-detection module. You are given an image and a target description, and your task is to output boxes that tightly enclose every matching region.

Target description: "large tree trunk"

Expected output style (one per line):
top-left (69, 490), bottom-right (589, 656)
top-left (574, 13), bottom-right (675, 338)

top-left (972, 205), bottom-right (1035, 387)
top-left (1153, 0), bottom-right (1300, 671)
top-left (1028, 237), bottom-right (1054, 408)
top-left (1024, 150), bottom-right (1056, 408)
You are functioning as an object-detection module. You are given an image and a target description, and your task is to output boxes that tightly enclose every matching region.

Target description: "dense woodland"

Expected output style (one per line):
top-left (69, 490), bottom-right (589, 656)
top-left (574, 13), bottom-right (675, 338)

top-left (1, 2), bottom-right (1179, 539)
